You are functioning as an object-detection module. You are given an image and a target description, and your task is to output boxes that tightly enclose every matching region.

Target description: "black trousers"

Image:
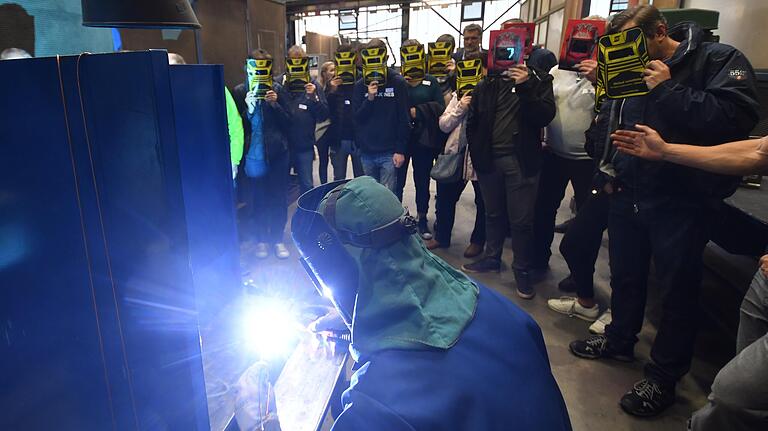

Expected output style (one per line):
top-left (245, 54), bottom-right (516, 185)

top-left (316, 133), bottom-right (331, 184)
top-left (605, 194), bottom-right (713, 386)
top-left (395, 145), bottom-right (441, 215)
top-left (434, 180), bottom-right (486, 246)
top-left (532, 151), bottom-right (595, 268)
top-left (477, 155), bottom-right (538, 271)
top-left (559, 191), bottom-right (610, 299)
top-left (249, 151), bottom-right (290, 244)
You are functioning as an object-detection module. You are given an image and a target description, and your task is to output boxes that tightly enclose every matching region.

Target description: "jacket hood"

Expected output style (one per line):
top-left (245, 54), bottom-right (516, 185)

top-left (666, 21), bottom-right (703, 66)
top-left (318, 176), bottom-right (478, 360)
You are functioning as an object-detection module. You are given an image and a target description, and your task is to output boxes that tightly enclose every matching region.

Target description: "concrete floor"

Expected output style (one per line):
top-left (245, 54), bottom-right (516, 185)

top-left (240, 161), bottom-right (737, 431)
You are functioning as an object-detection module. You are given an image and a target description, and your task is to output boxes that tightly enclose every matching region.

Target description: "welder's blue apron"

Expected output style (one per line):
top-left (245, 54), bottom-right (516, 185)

top-left (331, 284), bottom-right (573, 431)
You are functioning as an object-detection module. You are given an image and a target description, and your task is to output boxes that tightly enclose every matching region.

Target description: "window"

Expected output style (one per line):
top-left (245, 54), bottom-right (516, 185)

top-left (610, 0), bottom-right (630, 13)
top-left (461, 2), bottom-right (484, 22)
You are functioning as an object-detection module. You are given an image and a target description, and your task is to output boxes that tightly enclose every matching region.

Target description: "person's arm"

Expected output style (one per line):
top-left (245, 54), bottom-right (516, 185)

top-left (438, 94), bottom-right (467, 133)
top-left (224, 87), bottom-right (244, 166)
top-left (306, 80), bottom-right (329, 122)
top-left (354, 81), bottom-right (377, 123)
top-left (394, 77), bottom-right (411, 157)
top-left (513, 65), bottom-right (556, 128)
top-left (645, 49), bottom-right (760, 139)
top-left (612, 125), bottom-right (768, 176)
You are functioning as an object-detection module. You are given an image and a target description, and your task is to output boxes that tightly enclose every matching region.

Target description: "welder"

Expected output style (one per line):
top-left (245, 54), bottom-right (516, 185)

top-left (292, 176), bottom-right (572, 430)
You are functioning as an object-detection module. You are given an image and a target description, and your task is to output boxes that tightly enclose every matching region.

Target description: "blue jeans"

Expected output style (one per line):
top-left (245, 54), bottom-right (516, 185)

top-left (360, 151), bottom-right (397, 193)
top-left (291, 149), bottom-right (314, 194)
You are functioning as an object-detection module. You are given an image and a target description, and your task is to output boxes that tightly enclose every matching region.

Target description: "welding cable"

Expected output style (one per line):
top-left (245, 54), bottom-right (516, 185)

top-left (56, 54), bottom-right (118, 431)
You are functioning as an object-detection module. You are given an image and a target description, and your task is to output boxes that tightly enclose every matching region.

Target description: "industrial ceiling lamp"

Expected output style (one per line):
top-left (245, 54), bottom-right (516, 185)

top-left (81, 0), bottom-right (201, 29)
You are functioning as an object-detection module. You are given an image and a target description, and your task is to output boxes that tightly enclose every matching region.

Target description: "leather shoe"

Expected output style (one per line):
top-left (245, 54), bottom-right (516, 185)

top-left (463, 243), bottom-right (484, 258)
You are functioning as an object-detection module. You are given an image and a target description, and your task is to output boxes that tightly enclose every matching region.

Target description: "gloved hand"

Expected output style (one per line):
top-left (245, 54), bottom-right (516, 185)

top-left (245, 91), bottom-right (257, 115)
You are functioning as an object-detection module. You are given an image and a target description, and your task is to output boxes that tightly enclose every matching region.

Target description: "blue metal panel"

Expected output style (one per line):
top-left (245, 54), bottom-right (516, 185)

top-left (0, 56), bottom-right (116, 430)
top-left (169, 64), bottom-right (241, 329)
top-left (0, 51), bottom-right (212, 430)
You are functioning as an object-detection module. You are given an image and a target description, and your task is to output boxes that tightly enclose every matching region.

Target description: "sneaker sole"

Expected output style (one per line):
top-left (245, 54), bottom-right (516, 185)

top-left (619, 400), bottom-right (671, 418)
top-left (461, 266), bottom-right (500, 274)
top-left (569, 345), bottom-right (635, 362)
top-left (517, 290), bottom-right (535, 300)
top-left (546, 304), bottom-right (599, 322)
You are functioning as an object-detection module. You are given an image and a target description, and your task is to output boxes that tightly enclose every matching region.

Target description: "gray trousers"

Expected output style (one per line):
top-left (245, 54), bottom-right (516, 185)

top-left (689, 269), bottom-right (768, 430)
top-left (476, 155), bottom-right (539, 271)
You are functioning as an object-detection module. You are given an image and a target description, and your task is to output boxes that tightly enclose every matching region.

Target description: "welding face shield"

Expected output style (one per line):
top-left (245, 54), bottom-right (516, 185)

top-left (291, 180), bottom-right (418, 328)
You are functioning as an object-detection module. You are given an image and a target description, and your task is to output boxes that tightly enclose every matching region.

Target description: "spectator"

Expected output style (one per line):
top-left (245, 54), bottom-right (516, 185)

top-left (0, 47), bottom-right (31, 60)
top-left (239, 49), bottom-right (293, 259)
top-left (352, 38), bottom-right (410, 192)
top-left (435, 33), bottom-right (457, 105)
top-left (462, 51), bottom-right (555, 300)
top-left (611, 126), bottom-right (768, 431)
top-left (425, 50), bottom-right (486, 259)
top-left (283, 45), bottom-right (329, 194)
top-left (395, 39), bottom-right (446, 240)
top-left (453, 23), bottom-right (487, 68)
top-left (315, 61), bottom-right (335, 184)
top-left (168, 52), bottom-right (244, 180)
top-left (326, 44), bottom-right (364, 181)
top-left (569, 5), bottom-right (760, 417)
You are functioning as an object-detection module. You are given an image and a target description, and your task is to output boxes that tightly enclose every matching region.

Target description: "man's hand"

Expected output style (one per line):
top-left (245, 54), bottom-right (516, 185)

top-left (245, 91), bottom-right (257, 114)
top-left (367, 81), bottom-right (379, 101)
top-left (459, 93), bottom-right (472, 110)
top-left (643, 60), bottom-right (672, 90)
top-left (506, 64), bottom-right (530, 84)
top-left (445, 58), bottom-right (456, 74)
top-left (760, 254), bottom-right (768, 278)
top-left (393, 153), bottom-right (405, 168)
top-left (305, 82), bottom-right (316, 96)
top-left (329, 77), bottom-right (342, 93)
top-left (265, 90), bottom-right (278, 104)
top-left (611, 124), bottom-right (668, 161)
top-left (410, 107), bottom-right (417, 119)
top-left (576, 60), bottom-right (598, 84)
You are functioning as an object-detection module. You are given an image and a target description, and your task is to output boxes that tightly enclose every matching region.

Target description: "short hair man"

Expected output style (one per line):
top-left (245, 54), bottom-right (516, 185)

top-left (325, 43), bottom-right (364, 181)
top-left (453, 23), bottom-right (487, 67)
top-left (569, 5), bottom-right (760, 417)
top-left (352, 38), bottom-right (410, 193)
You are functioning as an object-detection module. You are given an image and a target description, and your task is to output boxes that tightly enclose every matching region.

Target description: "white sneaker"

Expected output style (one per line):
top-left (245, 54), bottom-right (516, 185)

top-left (274, 243), bottom-right (290, 259)
top-left (255, 242), bottom-right (269, 259)
top-left (589, 309), bottom-right (612, 334)
top-left (547, 296), bottom-right (600, 321)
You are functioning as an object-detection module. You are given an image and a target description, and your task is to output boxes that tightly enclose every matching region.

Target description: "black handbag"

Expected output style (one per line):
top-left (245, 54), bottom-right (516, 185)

top-left (431, 146), bottom-right (465, 183)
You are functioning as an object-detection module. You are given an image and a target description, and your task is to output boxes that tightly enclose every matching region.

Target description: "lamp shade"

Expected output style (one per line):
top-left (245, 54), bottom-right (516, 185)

top-left (81, 0), bottom-right (201, 29)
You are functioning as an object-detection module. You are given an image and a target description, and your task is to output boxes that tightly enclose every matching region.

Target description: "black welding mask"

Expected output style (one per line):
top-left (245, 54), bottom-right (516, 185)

top-left (291, 179), bottom-right (418, 327)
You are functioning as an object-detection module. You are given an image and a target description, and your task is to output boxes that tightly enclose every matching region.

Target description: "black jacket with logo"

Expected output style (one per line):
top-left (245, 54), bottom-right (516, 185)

top-left (590, 22), bottom-right (760, 204)
top-left (352, 68), bottom-right (411, 155)
top-left (466, 66), bottom-right (555, 177)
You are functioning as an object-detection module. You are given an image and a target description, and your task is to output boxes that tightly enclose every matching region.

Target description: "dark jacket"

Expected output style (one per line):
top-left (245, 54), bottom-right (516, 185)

top-left (353, 68), bottom-right (411, 155)
top-left (233, 82), bottom-right (291, 162)
top-left (413, 102), bottom-right (448, 150)
top-left (466, 67), bottom-right (555, 177)
top-left (282, 77), bottom-right (329, 153)
top-left (326, 83), bottom-right (356, 146)
top-left (591, 22), bottom-right (760, 204)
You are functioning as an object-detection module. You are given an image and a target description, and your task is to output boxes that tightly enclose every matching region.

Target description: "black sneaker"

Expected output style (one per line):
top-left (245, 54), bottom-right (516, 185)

top-left (558, 275), bottom-right (578, 292)
top-left (569, 334), bottom-right (635, 362)
top-left (620, 379), bottom-right (675, 417)
top-left (417, 218), bottom-right (433, 240)
top-left (515, 270), bottom-right (535, 299)
top-left (461, 257), bottom-right (501, 274)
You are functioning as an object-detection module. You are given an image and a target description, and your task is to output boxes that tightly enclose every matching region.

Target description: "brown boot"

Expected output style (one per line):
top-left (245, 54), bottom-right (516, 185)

top-left (463, 243), bottom-right (484, 258)
top-left (425, 239), bottom-right (443, 250)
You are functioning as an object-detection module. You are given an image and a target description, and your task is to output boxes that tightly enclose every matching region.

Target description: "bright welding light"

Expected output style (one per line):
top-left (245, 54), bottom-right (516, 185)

top-left (241, 297), bottom-right (300, 359)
